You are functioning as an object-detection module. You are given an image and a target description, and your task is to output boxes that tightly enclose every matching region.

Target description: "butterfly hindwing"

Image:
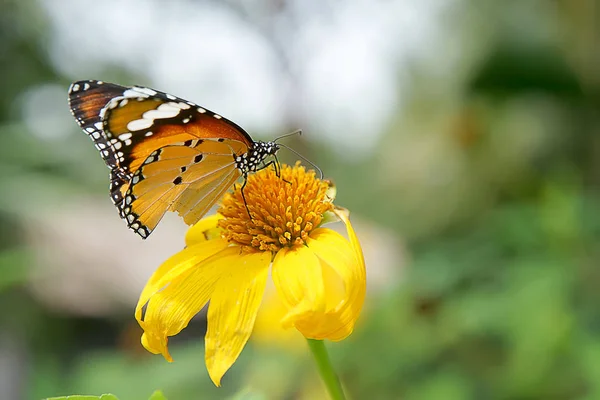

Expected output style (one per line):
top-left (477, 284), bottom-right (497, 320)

top-left (119, 139), bottom-right (243, 238)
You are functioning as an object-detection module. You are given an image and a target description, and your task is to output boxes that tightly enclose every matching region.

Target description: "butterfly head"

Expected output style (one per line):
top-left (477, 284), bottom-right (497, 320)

top-left (258, 140), bottom-right (280, 156)
top-left (235, 141), bottom-right (280, 174)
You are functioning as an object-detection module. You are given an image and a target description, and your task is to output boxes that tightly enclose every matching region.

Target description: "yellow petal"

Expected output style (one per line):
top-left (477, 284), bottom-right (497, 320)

top-left (205, 250), bottom-right (272, 386)
top-left (252, 284), bottom-right (305, 350)
top-left (141, 332), bottom-right (160, 355)
top-left (140, 246), bottom-right (241, 361)
top-left (285, 212), bottom-right (366, 341)
top-left (314, 210), bottom-right (367, 340)
top-left (135, 238), bottom-right (228, 325)
top-left (272, 246), bottom-right (326, 329)
top-left (185, 214), bottom-right (224, 246)
top-left (334, 207), bottom-right (365, 270)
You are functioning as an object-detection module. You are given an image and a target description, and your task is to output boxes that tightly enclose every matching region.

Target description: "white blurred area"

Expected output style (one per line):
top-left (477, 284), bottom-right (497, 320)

top-left (39, 0), bottom-right (451, 155)
top-left (18, 0), bottom-right (453, 315)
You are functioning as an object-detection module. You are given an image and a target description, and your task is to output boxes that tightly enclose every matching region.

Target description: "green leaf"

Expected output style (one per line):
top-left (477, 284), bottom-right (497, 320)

top-left (45, 395), bottom-right (119, 400)
top-left (227, 387), bottom-right (268, 400)
top-left (148, 390), bottom-right (168, 400)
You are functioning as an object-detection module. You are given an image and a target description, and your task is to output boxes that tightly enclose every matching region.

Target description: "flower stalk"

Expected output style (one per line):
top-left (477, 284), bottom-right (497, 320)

top-left (307, 339), bottom-right (346, 400)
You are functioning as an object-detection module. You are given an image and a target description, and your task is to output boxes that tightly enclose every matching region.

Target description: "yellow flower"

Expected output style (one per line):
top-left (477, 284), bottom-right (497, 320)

top-left (135, 163), bottom-right (366, 386)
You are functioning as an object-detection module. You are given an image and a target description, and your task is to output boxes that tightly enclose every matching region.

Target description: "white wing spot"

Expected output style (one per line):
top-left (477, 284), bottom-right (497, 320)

top-left (213, 114), bottom-right (222, 119)
top-left (118, 133), bottom-right (132, 141)
top-left (123, 89), bottom-right (149, 99)
top-left (175, 102), bottom-right (191, 110)
top-left (83, 83), bottom-right (90, 90)
top-left (197, 107), bottom-right (206, 113)
top-left (71, 83), bottom-right (80, 92)
top-left (127, 118), bottom-right (154, 131)
top-left (143, 108), bottom-right (180, 120)
top-left (134, 87), bottom-right (158, 96)
top-left (158, 102), bottom-right (182, 112)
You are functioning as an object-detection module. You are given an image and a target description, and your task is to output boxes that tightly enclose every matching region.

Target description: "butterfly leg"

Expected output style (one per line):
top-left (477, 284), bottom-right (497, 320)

top-left (262, 155), bottom-right (291, 184)
top-left (240, 174), bottom-right (252, 219)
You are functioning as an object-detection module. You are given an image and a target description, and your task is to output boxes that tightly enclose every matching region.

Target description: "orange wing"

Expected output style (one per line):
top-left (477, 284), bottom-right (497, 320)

top-left (120, 139), bottom-right (243, 238)
top-left (68, 80), bottom-right (254, 238)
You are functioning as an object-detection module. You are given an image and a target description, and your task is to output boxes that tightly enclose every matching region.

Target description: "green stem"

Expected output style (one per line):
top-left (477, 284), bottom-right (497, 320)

top-left (306, 339), bottom-right (346, 400)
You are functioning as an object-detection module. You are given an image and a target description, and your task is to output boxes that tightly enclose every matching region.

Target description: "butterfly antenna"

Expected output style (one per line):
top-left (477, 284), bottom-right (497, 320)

top-left (274, 129), bottom-right (302, 142)
top-left (277, 143), bottom-right (324, 180)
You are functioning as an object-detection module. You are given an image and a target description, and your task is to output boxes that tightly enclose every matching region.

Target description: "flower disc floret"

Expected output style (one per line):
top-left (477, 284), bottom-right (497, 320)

top-left (218, 163), bottom-right (333, 252)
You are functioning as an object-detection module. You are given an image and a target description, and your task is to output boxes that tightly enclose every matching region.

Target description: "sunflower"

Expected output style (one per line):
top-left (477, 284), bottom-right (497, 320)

top-left (136, 162), bottom-right (366, 386)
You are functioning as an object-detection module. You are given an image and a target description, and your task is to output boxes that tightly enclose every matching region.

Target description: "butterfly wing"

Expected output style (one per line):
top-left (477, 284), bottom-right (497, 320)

top-left (68, 81), bottom-right (130, 173)
top-left (68, 80), bottom-right (254, 238)
top-left (120, 139), bottom-right (243, 238)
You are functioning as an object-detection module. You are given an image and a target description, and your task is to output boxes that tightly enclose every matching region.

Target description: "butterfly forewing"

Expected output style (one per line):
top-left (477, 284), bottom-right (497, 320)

top-left (68, 80), bottom-right (256, 239)
top-left (68, 81), bottom-right (129, 172)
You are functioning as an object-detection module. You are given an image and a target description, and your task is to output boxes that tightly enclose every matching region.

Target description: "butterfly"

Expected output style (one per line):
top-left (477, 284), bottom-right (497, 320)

top-left (68, 80), bottom-right (282, 239)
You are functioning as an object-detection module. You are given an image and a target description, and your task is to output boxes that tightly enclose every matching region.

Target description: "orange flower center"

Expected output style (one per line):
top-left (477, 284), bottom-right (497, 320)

top-left (218, 163), bottom-right (333, 252)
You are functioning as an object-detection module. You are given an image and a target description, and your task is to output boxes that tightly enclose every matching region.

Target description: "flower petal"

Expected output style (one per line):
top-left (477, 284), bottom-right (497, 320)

top-left (139, 245), bottom-right (238, 361)
top-left (310, 210), bottom-right (367, 340)
top-left (286, 210), bottom-right (366, 341)
top-left (252, 283), bottom-right (304, 350)
top-left (185, 214), bottom-right (224, 246)
top-left (205, 250), bottom-right (272, 386)
top-left (272, 246), bottom-right (326, 329)
top-left (135, 238), bottom-right (228, 325)
top-left (334, 207), bottom-right (365, 270)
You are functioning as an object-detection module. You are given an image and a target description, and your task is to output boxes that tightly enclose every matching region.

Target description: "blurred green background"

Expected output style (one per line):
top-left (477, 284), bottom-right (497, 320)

top-left (1, 0), bottom-right (599, 399)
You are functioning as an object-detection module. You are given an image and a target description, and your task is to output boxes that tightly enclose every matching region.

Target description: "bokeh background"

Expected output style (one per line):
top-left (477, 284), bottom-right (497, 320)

top-left (1, 0), bottom-right (599, 399)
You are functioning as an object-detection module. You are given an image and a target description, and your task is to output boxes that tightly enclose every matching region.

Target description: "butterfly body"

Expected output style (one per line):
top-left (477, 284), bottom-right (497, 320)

top-left (68, 80), bottom-right (279, 238)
